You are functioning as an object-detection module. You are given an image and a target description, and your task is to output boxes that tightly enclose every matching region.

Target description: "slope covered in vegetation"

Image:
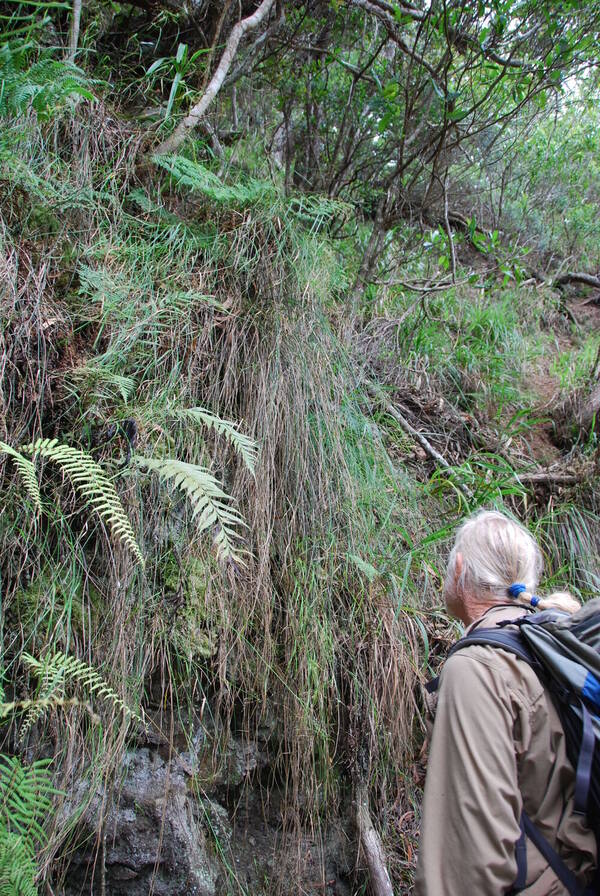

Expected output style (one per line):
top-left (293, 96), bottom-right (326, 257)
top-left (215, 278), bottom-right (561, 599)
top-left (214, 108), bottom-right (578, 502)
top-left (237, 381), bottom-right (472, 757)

top-left (1, 1), bottom-right (600, 894)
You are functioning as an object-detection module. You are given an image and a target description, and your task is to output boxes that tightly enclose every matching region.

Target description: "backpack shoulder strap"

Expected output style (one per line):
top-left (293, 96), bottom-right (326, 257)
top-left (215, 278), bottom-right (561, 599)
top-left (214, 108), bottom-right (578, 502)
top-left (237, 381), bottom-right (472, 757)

top-left (425, 625), bottom-right (535, 695)
top-left (447, 625), bottom-right (537, 668)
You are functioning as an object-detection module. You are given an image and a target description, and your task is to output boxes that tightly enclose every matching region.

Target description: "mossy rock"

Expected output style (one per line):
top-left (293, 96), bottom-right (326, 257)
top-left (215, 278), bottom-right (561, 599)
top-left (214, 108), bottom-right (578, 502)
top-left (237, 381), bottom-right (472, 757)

top-left (162, 553), bottom-right (217, 659)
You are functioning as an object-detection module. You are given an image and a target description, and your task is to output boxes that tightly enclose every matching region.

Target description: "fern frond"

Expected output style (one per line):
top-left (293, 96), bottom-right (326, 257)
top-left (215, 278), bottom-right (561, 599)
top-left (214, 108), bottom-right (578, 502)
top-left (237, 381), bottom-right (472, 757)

top-left (0, 754), bottom-right (54, 896)
top-left (67, 363), bottom-right (136, 404)
top-left (19, 439), bottom-right (143, 565)
top-left (17, 656), bottom-right (65, 744)
top-left (0, 829), bottom-right (39, 896)
top-left (0, 442), bottom-right (41, 513)
top-left (0, 755), bottom-right (54, 846)
top-left (173, 407), bottom-right (257, 473)
top-left (288, 194), bottom-right (353, 233)
top-left (22, 652), bottom-right (141, 723)
top-left (0, 44), bottom-right (94, 120)
top-left (135, 455), bottom-right (246, 563)
top-left (152, 155), bottom-right (274, 207)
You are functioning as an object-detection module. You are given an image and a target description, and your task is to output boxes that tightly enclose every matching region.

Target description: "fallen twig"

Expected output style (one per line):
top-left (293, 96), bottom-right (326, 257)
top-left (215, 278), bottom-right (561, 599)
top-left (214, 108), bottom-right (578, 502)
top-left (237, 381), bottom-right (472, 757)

top-left (516, 470), bottom-right (582, 485)
top-left (355, 779), bottom-right (394, 896)
top-left (366, 381), bottom-right (472, 500)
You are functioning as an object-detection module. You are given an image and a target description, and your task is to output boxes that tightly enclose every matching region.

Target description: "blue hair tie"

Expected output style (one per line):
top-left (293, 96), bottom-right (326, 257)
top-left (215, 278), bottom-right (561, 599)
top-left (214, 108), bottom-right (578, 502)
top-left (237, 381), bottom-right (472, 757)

top-left (508, 582), bottom-right (540, 608)
top-left (507, 583), bottom-right (526, 598)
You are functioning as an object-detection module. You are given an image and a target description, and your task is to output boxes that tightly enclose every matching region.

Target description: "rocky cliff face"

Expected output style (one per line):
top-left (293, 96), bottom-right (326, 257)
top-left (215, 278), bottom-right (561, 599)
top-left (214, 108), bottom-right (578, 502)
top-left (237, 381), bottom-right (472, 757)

top-left (61, 714), bottom-right (352, 896)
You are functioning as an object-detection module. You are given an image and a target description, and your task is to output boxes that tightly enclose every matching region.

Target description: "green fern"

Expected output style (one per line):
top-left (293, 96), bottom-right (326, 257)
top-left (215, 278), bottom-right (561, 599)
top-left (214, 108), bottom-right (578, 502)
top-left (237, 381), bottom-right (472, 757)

top-left (19, 439), bottom-right (143, 565)
top-left (152, 155), bottom-right (275, 206)
top-left (135, 455), bottom-right (246, 563)
top-left (173, 407), bottom-right (257, 473)
top-left (0, 830), bottom-right (39, 896)
top-left (0, 442), bottom-right (41, 513)
top-left (0, 756), bottom-right (54, 843)
top-left (288, 194), bottom-right (352, 233)
top-left (0, 755), bottom-right (54, 896)
top-left (15, 654), bottom-right (66, 744)
top-left (0, 42), bottom-right (93, 120)
top-left (21, 652), bottom-right (141, 724)
top-left (67, 363), bottom-right (136, 403)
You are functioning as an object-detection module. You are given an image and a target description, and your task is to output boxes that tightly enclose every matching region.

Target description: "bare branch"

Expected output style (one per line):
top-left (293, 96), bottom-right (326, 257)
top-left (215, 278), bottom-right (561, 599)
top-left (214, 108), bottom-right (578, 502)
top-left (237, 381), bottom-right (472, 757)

top-left (153, 0), bottom-right (276, 157)
top-left (355, 780), bottom-right (394, 896)
top-left (366, 382), bottom-right (472, 501)
top-left (553, 272), bottom-right (600, 290)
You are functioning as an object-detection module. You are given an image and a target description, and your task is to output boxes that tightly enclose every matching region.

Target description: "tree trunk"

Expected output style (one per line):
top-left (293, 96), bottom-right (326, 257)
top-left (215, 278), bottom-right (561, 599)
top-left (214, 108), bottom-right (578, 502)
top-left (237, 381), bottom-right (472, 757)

top-left (67, 0), bottom-right (82, 62)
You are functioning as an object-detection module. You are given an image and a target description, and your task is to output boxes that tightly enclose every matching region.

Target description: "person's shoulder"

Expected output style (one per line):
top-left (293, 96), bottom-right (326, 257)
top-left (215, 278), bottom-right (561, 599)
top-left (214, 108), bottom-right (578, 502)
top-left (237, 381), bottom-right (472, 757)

top-left (443, 640), bottom-right (544, 705)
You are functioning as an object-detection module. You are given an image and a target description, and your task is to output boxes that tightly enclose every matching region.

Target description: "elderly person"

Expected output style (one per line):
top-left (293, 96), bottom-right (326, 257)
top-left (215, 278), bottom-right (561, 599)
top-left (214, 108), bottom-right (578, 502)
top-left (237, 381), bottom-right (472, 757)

top-left (415, 510), bottom-right (597, 895)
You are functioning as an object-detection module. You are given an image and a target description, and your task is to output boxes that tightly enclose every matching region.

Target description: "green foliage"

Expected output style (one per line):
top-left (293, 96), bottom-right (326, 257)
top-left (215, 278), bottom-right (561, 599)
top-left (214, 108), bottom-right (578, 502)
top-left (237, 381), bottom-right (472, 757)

top-left (0, 756), bottom-right (54, 896)
top-left (388, 285), bottom-right (543, 414)
top-left (145, 42), bottom-right (210, 123)
top-left (134, 455), bottom-right (246, 564)
top-left (503, 93), bottom-right (600, 268)
top-left (173, 407), bottom-right (257, 473)
top-left (153, 155), bottom-right (275, 206)
top-left (2, 6), bottom-right (600, 892)
top-left (429, 452), bottom-right (528, 511)
top-left (21, 651), bottom-right (141, 723)
top-left (552, 334), bottom-right (600, 391)
top-left (18, 439), bottom-right (143, 565)
top-left (0, 830), bottom-right (39, 896)
top-left (0, 441), bottom-right (41, 513)
top-left (0, 41), bottom-right (93, 119)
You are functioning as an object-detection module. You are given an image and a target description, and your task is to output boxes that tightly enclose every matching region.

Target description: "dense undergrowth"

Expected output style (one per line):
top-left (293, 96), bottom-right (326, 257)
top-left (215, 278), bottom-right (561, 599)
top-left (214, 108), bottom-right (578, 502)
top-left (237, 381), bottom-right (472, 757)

top-left (2, 12), bottom-right (600, 896)
top-left (1, 81), bottom-right (445, 896)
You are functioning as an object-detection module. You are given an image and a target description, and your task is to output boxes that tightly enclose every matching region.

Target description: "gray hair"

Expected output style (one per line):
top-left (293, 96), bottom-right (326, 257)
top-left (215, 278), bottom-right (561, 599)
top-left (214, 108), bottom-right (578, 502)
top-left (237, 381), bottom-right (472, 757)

top-left (445, 510), bottom-right (580, 614)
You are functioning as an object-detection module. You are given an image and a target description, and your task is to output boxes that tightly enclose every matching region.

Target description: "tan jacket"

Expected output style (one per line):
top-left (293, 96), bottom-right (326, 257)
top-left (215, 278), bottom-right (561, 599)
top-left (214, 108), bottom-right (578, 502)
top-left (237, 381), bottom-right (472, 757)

top-left (415, 605), bottom-right (597, 895)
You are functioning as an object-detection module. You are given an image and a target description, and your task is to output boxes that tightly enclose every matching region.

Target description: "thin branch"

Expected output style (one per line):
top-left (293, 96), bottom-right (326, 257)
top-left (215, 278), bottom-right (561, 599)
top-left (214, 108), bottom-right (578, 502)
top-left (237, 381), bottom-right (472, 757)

top-left (223, 14), bottom-right (281, 87)
top-left (350, 0), bottom-right (440, 83)
top-left (199, 0), bottom-right (233, 94)
top-left (153, 0), bottom-right (276, 157)
top-left (516, 470), bottom-right (583, 486)
top-left (366, 382), bottom-right (472, 501)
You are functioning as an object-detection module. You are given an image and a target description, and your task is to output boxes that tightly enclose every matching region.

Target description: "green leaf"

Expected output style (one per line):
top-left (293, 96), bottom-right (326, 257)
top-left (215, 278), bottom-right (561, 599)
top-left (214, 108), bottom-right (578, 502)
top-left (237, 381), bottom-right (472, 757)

top-left (0, 442), bottom-right (41, 513)
top-left (19, 439), bottom-right (143, 565)
top-left (166, 70), bottom-right (182, 120)
top-left (134, 455), bottom-right (247, 564)
top-left (146, 57), bottom-right (169, 77)
top-left (173, 406), bottom-right (258, 473)
top-left (348, 553), bottom-right (379, 582)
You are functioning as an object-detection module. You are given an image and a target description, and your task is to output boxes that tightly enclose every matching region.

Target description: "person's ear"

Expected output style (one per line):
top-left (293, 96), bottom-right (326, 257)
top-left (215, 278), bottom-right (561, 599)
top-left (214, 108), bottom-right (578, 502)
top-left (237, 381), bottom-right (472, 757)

top-left (454, 552), bottom-right (463, 593)
top-left (444, 552), bottom-right (465, 621)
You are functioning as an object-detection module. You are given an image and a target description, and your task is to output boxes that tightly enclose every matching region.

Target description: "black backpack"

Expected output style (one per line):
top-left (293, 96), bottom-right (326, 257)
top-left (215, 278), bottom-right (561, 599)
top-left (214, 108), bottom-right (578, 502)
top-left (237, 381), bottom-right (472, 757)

top-left (434, 599), bottom-right (600, 896)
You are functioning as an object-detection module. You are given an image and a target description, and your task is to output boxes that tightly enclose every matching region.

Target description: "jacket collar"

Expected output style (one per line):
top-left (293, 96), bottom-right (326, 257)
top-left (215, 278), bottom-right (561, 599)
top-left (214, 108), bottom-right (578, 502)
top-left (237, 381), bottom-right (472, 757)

top-left (466, 603), bottom-right (532, 635)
